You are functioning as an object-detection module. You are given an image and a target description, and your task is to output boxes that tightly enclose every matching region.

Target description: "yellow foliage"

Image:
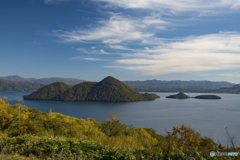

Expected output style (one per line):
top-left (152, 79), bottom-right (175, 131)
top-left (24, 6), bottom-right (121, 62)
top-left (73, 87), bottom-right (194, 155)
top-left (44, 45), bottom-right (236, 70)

top-left (0, 97), bottom-right (205, 152)
top-left (170, 125), bottom-right (200, 150)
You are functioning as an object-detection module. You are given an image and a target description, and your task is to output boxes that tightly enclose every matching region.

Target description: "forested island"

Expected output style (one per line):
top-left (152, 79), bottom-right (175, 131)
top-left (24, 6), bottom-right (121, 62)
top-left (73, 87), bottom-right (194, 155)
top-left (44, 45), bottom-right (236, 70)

top-left (166, 93), bottom-right (222, 99)
top-left (194, 95), bottom-right (222, 99)
top-left (23, 76), bottom-right (160, 102)
top-left (166, 92), bottom-right (190, 99)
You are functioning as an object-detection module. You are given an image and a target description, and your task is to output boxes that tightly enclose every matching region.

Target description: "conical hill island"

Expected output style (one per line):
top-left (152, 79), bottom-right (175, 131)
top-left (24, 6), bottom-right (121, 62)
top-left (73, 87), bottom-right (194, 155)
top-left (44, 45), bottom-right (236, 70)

top-left (23, 76), bottom-right (160, 102)
top-left (166, 92), bottom-right (190, 99)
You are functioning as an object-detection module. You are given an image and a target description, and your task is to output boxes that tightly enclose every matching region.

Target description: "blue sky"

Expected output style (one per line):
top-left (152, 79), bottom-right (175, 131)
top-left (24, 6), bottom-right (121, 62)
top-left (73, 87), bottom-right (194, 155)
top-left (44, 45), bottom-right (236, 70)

top-left (1, 0), bottom-right (240, 83)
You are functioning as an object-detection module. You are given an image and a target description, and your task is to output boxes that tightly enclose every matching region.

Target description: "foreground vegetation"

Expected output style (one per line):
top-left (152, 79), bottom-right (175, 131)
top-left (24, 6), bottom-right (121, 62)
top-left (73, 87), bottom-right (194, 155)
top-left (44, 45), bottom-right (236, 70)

top-left (0, 97), bottom-right (239, 159)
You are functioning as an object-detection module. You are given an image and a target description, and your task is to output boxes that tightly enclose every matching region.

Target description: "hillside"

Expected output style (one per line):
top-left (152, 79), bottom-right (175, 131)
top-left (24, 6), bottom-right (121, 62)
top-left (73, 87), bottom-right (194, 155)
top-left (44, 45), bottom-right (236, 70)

top-left (54, 82), bottom-right (97, 101)
top-left (85, 76), bottom-right (159, 101)
top-left (23, 82), bottom-right (71, 100)
top-left (166, 92), bottom-right (190, 99)
top-left (0, 75), bottom-right (84, 85)
top-left (0, 79), bottom-right (44, 92)
top-left (24, 76), bottom-right (160, 102)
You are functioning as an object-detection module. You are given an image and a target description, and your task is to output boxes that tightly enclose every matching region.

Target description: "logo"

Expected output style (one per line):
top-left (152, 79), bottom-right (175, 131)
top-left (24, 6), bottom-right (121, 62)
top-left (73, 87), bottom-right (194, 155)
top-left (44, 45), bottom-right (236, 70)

top-left (210, 151), bottom-right (215, 157)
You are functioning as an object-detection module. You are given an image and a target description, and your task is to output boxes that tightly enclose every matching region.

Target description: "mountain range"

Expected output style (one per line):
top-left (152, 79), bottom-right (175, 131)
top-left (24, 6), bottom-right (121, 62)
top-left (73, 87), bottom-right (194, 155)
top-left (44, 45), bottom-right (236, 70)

top-left (0, 75), bottom-right (84, 86)
top-left (0, 79), bottom-right (44, 93)
top-left (0, 75), bottom-right (239, 93)
top-left (123, 79), bottom-right (236, 92)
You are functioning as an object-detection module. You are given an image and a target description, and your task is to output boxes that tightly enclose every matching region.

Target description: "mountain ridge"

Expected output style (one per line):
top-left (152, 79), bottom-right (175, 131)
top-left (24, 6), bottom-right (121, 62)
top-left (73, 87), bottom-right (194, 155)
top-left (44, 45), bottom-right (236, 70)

top-left (0, 79), bottom-right (44, 92)
top-left (0, 75), bottom-right (84, 86)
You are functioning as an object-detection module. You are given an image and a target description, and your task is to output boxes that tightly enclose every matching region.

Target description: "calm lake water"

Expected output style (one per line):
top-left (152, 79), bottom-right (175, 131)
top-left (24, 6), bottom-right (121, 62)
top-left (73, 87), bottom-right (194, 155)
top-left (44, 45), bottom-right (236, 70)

top-left (1, 92), bottom-right (239, 146)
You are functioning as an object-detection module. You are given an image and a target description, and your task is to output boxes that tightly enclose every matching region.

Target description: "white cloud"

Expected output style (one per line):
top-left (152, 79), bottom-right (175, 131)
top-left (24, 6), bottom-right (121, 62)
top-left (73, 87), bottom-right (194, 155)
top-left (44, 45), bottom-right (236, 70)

top-left (76, 48), bottom-right (88, 54)
top-left (109, 45), bottom-right (130, 50)
top-left (71, 56), bottom-right (81, 60)
top-left (100, 49), bottom-right (109, 54)
top-left (218, 73), bottom-right (240, 77)
top-left (143, 13), bottom-right (169, 25)
top-left (75, 48), bottom-right (112, 55)
top-left (72, 56), bottom-right (107, 61)
top-left (106, 32), bottom-right (240, 75)
top-left (95, 0), bottom-right (240, 14)
top-left (44, 0), bottom-right (70, 4)
top-left (83, 58), bottom-right (106, 61)
top-left (53, 15), bottom-right (168, 44)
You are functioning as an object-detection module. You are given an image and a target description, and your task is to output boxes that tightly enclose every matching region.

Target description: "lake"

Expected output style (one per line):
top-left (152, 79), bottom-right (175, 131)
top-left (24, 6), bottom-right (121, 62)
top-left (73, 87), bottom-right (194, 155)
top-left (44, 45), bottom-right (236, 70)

top-left (1, 92), bottom-right (240, 146)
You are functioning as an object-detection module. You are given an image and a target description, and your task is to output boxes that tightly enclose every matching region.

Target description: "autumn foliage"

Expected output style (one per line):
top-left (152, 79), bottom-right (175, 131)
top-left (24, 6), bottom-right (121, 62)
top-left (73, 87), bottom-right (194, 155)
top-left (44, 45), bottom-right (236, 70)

top-left (0, 97), bottom-right (239, 159)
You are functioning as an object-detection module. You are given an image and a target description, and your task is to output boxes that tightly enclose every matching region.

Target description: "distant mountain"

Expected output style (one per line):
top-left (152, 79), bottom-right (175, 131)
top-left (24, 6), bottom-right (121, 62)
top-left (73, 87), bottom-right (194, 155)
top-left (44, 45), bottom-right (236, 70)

top-left (220, 84), bottom-right (240, 90)
top-left (123, 80), bottom-right (235, 92)
top-left (23, 76), bottom-right (160, 102)
top-left (166, 92), bottom-right (190, 99)
top-left (23, 82), bottom-right (71, 100)
top-left (0, 79), bottom-right (44, 92)
top-left (219, 84), bottom-right (240, 93)
top-left (0, 75), bottom-right (84, 85)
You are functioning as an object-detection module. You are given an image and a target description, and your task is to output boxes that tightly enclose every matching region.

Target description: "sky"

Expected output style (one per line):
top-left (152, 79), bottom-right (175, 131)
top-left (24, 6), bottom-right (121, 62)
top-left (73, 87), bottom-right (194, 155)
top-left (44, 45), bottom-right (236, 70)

top-left (1, 0), bottom-right (240, 83)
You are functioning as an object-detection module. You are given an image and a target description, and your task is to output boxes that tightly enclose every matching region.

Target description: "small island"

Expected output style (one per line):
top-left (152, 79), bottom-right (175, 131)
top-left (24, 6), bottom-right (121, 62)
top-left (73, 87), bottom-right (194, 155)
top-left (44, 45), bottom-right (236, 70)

top-left (194, 95), bottom-right (221, 99)
top-left (23, 76), bottom-right (160, 102)
top-left (166, 92), bottom-right (190, 99)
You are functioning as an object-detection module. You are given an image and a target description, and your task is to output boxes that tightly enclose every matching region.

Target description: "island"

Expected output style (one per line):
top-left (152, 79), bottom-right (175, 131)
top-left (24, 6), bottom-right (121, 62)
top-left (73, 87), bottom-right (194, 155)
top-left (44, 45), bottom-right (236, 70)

top-left (23, 76), bottom-right (160, 102)
top-left (166, 92), bottom-right (190, 99)
top-left (194, 95), bottom-right (221, 99)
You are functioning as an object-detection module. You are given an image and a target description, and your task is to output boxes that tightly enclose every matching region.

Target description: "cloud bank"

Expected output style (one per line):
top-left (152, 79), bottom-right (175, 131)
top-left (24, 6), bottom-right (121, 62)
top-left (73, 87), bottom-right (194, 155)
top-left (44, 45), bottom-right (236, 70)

top-left (106, 32), bottom-right (240, 75)
top-left (53, 15), bottom-right (167, 44)
top-left (95, 0), bottom-right (240, 14)
top-left (218, 73), bottom-right (240, 77)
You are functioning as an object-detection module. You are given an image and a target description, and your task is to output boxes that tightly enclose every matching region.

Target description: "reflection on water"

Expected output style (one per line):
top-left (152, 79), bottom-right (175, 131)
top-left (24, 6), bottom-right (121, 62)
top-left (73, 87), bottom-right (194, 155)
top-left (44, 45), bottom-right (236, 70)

top-left (1, 92), bottom-right (240, 146)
